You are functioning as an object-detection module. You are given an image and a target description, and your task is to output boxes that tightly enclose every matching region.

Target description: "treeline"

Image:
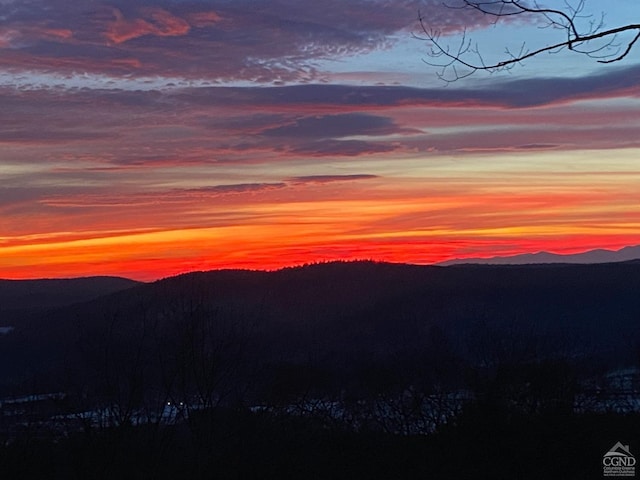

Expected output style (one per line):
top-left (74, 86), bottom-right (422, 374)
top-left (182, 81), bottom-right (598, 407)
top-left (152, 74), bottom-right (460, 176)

top-left (3, 404), bottom-right (639, 479)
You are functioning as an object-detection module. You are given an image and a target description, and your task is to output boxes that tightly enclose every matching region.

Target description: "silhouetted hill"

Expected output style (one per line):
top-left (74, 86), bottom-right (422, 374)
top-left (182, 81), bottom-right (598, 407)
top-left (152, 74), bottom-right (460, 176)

top-left (0, 276), bottom-right (141, 326)
top-left (0, 276), bottom-right (140, 310)
top-left (2, 261), bottom-right (640, 395)
top-left (2, 261), bottom-right (640, 479)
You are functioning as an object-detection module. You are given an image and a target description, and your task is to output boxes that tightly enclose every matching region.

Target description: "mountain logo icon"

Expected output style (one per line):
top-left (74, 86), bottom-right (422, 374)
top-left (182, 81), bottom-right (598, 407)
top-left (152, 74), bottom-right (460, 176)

top-left (605, 442), bottom-right (634, 458)
top-left (603, 442), bottom-right (636, 477)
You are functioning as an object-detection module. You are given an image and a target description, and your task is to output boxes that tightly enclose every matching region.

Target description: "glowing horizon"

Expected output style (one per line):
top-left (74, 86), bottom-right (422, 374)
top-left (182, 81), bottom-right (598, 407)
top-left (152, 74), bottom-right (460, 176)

top-left (1, 1), bottom-right (640, 281)
top-left (3, 147), bottom-right (640, 281)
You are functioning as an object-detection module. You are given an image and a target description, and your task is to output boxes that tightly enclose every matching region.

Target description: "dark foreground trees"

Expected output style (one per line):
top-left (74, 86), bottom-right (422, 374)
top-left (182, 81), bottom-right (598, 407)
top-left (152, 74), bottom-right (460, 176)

top-left (418, 0), bottom-right (640, 81)
top-left (2, 407), bottom-right (639, 480)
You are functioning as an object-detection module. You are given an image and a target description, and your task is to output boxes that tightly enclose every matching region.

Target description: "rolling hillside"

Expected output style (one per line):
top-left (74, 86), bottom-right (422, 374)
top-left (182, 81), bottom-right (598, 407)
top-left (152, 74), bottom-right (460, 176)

top-left (1, 261), bottom-right (639, 393)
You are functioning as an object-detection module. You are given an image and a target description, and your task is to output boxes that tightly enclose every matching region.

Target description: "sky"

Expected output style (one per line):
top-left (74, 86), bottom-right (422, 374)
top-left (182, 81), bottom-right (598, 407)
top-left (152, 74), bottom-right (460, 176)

top-left (1, 0), bottom-right (640, 281)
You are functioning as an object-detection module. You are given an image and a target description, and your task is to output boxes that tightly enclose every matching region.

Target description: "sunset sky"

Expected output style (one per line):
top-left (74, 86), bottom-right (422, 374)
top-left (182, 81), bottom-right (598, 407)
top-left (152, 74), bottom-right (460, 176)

top-left (1, 0), bottom-right (640, 281)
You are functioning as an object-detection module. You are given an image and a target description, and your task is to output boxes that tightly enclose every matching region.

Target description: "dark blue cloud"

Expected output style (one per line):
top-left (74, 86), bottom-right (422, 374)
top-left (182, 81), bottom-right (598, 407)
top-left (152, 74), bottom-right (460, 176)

top-left (260, 113), bottom-right (404, 138)
top-left (185, 183), bottom-right (287, 194)
top-left (172, 64), bottom-right (640, 108)
top-left (290, 139), bottom-right (399, 156)
top-left (288, 174), bottom-right (379, 183)
top-left (2, 63), bottom-right (639, 165)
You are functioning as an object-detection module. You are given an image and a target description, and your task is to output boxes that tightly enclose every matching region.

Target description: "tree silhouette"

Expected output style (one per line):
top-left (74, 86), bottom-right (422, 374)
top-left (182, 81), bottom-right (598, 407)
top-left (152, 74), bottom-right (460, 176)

top-left (417, 0), bottom-right (640, 81)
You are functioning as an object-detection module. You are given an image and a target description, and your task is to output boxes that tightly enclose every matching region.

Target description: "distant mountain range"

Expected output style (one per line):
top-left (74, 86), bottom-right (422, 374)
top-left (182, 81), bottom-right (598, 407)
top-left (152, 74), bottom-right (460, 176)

top-left (439, 245), bottom-right (640, 266)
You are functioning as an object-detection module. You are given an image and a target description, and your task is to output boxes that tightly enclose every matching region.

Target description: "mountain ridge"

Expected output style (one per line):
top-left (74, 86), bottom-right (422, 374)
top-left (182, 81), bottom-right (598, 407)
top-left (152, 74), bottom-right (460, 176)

top-left (0, 276), bottom-right (142, 323)
top-left (438, 245), bottom-right (640, 266)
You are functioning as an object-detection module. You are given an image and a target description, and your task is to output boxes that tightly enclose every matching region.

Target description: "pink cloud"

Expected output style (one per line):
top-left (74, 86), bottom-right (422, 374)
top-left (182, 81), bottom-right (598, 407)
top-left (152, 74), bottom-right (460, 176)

top-left (0, 24), bottom-right (73, 48)
top-left (104, 7), bottom-right (191, 44)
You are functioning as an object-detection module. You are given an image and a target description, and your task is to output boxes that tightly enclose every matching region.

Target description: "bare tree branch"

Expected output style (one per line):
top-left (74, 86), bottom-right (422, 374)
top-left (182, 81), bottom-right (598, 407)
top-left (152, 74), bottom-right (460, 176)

top-left (417, 0), bottom-right (640, 81)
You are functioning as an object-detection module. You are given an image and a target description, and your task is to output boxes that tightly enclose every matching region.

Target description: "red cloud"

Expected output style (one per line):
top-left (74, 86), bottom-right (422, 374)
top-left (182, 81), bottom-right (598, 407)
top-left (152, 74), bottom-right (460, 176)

top-left (104, 7), bottom-right (190, 44)
top-left (0, 25), bottom-right (73, 48)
